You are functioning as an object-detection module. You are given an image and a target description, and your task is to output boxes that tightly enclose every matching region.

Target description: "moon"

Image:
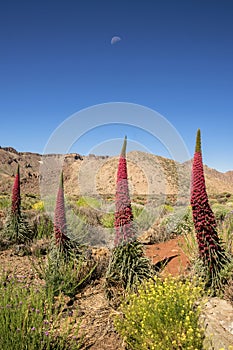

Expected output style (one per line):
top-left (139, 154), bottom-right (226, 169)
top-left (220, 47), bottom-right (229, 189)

top-left (111, 36), bottom-right (121, 45)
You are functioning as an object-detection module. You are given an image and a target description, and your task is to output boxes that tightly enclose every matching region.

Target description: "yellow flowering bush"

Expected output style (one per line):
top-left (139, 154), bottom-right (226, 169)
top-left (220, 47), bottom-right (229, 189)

top-left (32, 201), bottom-right (45, 211)
top-left (115, 276), bottom-right (205, 350)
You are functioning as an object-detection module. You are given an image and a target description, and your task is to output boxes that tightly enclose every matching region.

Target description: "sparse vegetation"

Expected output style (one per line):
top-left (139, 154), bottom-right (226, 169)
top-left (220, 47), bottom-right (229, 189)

top-left (0, 138), bottom-right (233, 349)
top-left (212, 203), bottom-right (232, 222)
top-left (0, 195), bottom-right (10, 209)
top-left (161, 207), bottom-right (194, 237)
top-left (31, 213), bottom-right (53, 239)
top-left (0, 272), bottom-right (83, 349)
top-left (39, 248), bottom-right (97, 298)
top-left (76, 196), bottom-right (101, 209)
top-left (101, 211), bottom-right (114, 228)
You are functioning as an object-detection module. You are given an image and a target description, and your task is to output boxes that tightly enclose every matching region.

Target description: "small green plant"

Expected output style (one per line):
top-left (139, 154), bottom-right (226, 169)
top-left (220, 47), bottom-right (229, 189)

top-left (115, 276), bottom-right (205, 350)
top-left (133, 206), bottom-right (159, 233)
top-left (32, 213), bottom-right (53, 239)
top-left (101, 212), bottom-right (114, 228)
top-left (159, 204), bottom-right (174, 215)
top-left (0, 273), bottom-right (83, 349)
top-left (38, 247), bottom-right (97, 298)
top-left (212, 203), bottom-right (231, 222)
top-left (221, 212), bottom-right (233, 253)
top-left (132, 205), bottom-right (144, 217)
top-left (0, 195), bottom-right (10, 209)
top-left (161, 207), bottom-right (194, 237)
top-left (76, 196), bottom-right (101, 209)
top-left (21, 195), bottom-right (39, 210)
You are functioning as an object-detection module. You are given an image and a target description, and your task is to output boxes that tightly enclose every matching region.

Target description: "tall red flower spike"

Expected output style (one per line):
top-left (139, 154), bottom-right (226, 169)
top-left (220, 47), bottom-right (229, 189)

top-left (54, 171), bottom-right (69, 248)
top-left (191, 129), bottom-right (224, 271)
top-left (12, 164), bottom-right (21, 217)
top-left (114, 136), bottom-right (134, 246)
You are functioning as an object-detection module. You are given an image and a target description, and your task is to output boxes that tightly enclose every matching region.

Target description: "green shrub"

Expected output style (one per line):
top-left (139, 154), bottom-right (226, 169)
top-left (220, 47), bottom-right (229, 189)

top-left (0, 273), bottom-right (83, 349)
top-left (32, 213), bottom-right (53, 239)
top-left (159, 204), bottom-right (174, 215)
top-left (21, 195), bottom-right (39, 210)
top-left (0, 195), bottom-right (10, 209)
top-left (221, 212), bottom-right (233, 252)
top-left (161, 207), bottom-right (194, 236)
top-left (101, 212), bottom-right (114, 228)
top-left (132, 205), bottom-right (143, 217)
top-left (37, 248), bottom-right (97, 298)
top-left (76, 196), bottom-right (101, 209)
top-left (115, 276), bottom-right (205, 350)
top-left (212, 203), bottom-right (231, 222)
top-left (133, 206), bottom-right (159, 233)
top-left (66, 210), bottom-right (89, 244)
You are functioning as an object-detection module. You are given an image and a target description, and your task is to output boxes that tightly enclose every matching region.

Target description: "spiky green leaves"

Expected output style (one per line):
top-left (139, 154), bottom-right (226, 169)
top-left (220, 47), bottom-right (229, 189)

top-left (105, 240), bottom-right (153, 298)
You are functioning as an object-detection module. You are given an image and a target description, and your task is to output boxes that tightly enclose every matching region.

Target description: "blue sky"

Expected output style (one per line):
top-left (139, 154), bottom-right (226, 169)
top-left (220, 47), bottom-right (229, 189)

top-left (0, 0), bottom-right (233, 172)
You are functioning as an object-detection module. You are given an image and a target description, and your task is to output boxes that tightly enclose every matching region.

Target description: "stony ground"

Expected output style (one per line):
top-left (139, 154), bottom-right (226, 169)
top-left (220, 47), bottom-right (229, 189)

top-left (0, 238), bottom-right (233, 349)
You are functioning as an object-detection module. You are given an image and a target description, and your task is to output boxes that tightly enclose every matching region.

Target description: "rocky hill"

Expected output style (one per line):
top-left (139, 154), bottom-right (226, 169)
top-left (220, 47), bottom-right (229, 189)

top-left (0, 147), bottom-right (233, 201)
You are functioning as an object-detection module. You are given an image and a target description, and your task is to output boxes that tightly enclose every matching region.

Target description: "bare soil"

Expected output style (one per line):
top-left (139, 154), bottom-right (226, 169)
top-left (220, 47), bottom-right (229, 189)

top-left (0, 237), bottom-right (189, 349)
top-left (145, 235), bottom-right (190, 276)
top-left (0, 238), bottom-right (233, 349)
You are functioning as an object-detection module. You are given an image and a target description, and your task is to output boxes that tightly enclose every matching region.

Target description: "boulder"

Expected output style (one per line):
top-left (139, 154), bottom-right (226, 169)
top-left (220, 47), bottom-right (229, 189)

top-left (202, 297), bottom-right (233, 349)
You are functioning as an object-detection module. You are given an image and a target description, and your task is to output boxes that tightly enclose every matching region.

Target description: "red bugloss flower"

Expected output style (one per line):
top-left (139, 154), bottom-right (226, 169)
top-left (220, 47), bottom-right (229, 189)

top-left (54, 171), bottom-right (69, 247)
top-left (114, 136), bottom-right (134, 246)
top-left (12, 165), bottom-right (21, 217)
top-left (191, 129), bottom-right (224, 269)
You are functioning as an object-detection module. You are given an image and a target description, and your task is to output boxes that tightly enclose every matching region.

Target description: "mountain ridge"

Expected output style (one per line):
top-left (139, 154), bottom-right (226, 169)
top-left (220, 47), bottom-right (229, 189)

top-left (0, 147), bottom-right (233, 198)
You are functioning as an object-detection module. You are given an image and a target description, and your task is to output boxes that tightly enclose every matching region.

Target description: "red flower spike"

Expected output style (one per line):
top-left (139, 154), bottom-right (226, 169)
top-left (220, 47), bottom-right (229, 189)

top-left (191, 129), bottom-right (224, 270)
top-left (114, 136), bottom-right (134, 246)
top-left (12, 164), bottom-right (21, 217)
top-left (54, 171), bottom-right (69, 247)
